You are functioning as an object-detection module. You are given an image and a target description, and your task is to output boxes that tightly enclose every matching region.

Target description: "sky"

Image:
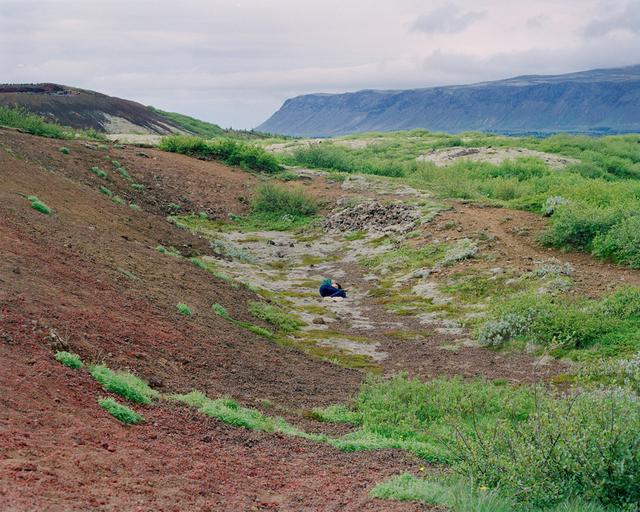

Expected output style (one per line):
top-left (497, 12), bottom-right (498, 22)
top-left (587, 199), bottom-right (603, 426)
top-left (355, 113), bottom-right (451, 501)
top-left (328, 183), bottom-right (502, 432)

top-left (1, 0), bottom-right (640, 129)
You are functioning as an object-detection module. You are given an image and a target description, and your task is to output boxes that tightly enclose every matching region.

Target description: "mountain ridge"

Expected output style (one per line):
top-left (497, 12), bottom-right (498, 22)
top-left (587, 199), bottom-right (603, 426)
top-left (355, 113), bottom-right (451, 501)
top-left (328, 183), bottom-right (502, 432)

top-left (257, 65), bottom-right (640, 136)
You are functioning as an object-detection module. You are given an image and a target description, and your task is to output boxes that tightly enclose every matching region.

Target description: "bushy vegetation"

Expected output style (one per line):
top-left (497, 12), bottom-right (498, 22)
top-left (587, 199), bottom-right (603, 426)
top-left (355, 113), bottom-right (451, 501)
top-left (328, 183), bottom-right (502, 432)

top-left (318, 373), bottom-right (640, 510)
top-left (58, 146), bottom-right (70, 155)
top-left (371, 474), bottom-right (610, 512)
top-left (247, 182), bottom-right (320, 230)
top-left (90, 364), bottom-right (159, 404)
top-left (277, 131), bottom-right (640, 266)
top-left (477, 286), bottom-right (640, 357)
top-left (98, 397), bottom-right (144, 425)
top-left (248, 301), bottom-right (303, 332)
top-left (159, 135), bottom-right (281, 173)
top-left (55, 351), bottom-right (83, 369)
top-left (283, 143), bottom-right (408, 177)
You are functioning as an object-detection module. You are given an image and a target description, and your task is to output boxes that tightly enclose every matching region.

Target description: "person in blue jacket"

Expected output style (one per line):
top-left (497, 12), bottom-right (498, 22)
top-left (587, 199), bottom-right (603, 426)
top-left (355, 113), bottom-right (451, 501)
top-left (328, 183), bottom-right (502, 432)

top-left (319, 278), bottom-right (347, 298)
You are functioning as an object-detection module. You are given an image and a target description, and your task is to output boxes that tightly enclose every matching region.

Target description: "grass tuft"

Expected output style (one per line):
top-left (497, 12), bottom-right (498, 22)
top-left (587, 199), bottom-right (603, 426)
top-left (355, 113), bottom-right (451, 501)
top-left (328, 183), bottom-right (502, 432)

top-left (90, 364), bottom-right (159, 404)
top-left (55, 351), bottom-right (83, 369)
top-left (98, 397), bottom-right (144, 425)
top-left (176, 303), bottom-right (192, 316)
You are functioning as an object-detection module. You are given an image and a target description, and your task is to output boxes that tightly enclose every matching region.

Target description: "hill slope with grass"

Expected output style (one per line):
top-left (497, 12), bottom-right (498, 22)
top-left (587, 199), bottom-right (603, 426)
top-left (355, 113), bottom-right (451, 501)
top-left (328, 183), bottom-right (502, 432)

top-left (0, 83), bottom-right (236, 136)
top-left (258, 64), bottom-right (640, 136)
top-left (2, 109), bottom-right (640, 511)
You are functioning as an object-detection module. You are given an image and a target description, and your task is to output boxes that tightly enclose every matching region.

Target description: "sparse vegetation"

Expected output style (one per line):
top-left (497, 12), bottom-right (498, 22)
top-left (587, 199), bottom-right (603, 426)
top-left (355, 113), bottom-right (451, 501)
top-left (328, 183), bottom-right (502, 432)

top-left (99, 186), bottom-right (113, 198)
top-left (0, 105), bottom-right (103, 140)
top-left (89, 166), bottom-right (108, 178)
top-left (98, 397), bottom-right (144, 425)
top-left (90, 364), bottom-right (159, 404)
top-left (55, 351), bottom-right (83, 369)
top-left (59, 147), bottom-right (70, 155)
top-left (248, 301), bottom-right (303, 332)
top-left (159, 135), bottom-right (281, 173)
top-left (212, 303), bottom-right (230, 319)
top-left (170, 390), bottom-right (322, 440)
top-left (176, 303), bottom-right (192, 316)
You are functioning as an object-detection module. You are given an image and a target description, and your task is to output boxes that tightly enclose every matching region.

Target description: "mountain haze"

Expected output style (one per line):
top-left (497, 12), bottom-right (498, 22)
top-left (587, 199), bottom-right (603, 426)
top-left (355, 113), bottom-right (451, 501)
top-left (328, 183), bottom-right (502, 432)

top-left (257, 65), bottom-right (640, 137)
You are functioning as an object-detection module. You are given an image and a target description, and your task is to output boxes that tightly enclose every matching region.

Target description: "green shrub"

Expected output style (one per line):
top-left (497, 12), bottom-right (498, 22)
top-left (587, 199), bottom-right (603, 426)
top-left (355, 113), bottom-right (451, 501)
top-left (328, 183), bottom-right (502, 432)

top-left (478, 293), bottom-right (614, 349)
top-left (30, 199), bottom-right (51, 215)
top-left (131, 183), bottom-right (144, 191)
top-left (176, 303), bottom-right (192, 316)
top-left (159, 135), bottom-right (281, 173)
top-left (600, 287), bottom-right (640, 318)
top-left (111, 195), bottom-right (125, 205)
top-left (251, 183), bottom-right (319, 217)
top-left (539, 205), bottom-right (621, 251)
top-left (90, 364), bottom-right (159, 404)
top-left (371, 474), bottom-right (515, 512)
top-left (452, 390), bottom-right (640, 509)
top-left (129, 203), bottom-right (141, 211)
top-left (99, 186), bottom-right (113, 198)
top-left (59, 147), bottom-right (70, 154)
top-left (98, 397), bottom-right (144, 424)
top-left (248, 301), bottom-right (303, 332)
top-left (285, 144), bottom-right (408, 177)
top-left (592, 215), bottom-right (640, 268)
top-left (89, 166), bottom-right (108, 179)
top-left (55, 351), bottom-right (83, 369)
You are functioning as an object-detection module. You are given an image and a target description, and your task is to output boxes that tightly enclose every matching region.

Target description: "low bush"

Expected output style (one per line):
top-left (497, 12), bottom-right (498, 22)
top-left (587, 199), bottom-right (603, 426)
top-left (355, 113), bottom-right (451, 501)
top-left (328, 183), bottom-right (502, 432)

top-left (285, 144), bottom-right (408, 177)
top-left (592, 215), bottom-right (640, 268)
top-left (248, 301), bottom-right (303, 332)
top-left (477, 288), bottom-right (640, 354)
top-left (99, 186), bottom-right (113, 198)
top-left (59, 147), bottom-right (70, 155)
top-left (452, 390), bottom-right (640, 509)
top-left (251, 182), bottom-right (319, 217)
top-left (90, 364), bottom-right (159, 404)
top-left (55, 351), bottom-right (83, 369)
top-left (98, 397), bottom-right (144, 425)
top-left (159, 135), bottom-right (281, 173)
top-left (539, 204), bottom-right (622, 251)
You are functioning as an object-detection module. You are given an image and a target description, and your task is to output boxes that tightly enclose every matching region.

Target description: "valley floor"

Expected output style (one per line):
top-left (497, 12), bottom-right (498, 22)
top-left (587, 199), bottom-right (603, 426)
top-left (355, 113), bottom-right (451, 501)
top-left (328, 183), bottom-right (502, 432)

top-left (1, 128), bottom-right (637, 510)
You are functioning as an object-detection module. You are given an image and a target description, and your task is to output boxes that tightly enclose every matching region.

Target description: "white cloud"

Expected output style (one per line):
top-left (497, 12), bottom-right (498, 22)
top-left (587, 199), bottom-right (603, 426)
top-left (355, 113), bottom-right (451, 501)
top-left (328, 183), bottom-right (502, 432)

top-left (411, 3), bottom-right (486, 34)
top-left (0, 0), bottom-right (638, 128)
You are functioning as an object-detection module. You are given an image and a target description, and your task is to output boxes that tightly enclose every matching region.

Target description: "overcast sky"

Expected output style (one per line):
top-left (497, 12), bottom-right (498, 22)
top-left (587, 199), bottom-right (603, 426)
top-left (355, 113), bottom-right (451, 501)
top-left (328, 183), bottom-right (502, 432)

top-left (2, 0), bottom-right (640, 128)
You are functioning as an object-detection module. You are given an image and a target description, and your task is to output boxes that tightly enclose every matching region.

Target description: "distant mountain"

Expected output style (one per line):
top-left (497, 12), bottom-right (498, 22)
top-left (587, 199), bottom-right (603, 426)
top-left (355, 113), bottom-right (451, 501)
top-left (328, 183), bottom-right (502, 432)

top-left (257, 65), bottom-right (640, 137)
top-left (0, 83), bottom-right (184, 134)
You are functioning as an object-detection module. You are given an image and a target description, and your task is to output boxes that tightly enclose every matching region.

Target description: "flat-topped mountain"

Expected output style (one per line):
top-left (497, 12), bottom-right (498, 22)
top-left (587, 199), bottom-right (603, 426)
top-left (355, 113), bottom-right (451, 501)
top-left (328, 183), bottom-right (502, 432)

top-left (257, 65), bottom-right (640, 136)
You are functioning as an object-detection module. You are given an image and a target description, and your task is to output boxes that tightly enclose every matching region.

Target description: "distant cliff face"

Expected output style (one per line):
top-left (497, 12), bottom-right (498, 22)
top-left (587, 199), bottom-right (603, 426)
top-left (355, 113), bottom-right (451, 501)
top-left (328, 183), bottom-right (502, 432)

top-left (257, 65), bottom-right (640, 136)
